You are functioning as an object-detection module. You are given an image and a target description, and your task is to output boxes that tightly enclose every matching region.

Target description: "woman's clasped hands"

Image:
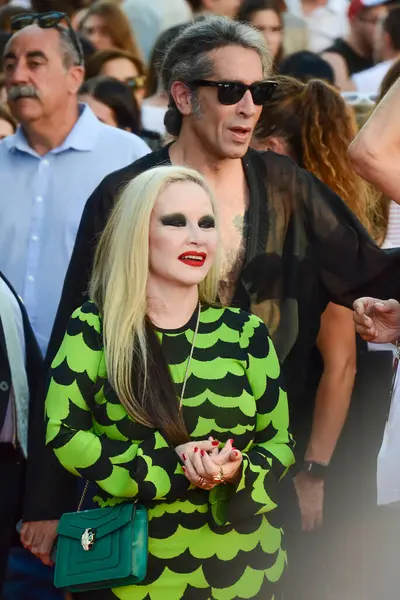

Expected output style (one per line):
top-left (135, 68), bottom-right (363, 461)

top-left (175, 437), bottom-right (243, 490)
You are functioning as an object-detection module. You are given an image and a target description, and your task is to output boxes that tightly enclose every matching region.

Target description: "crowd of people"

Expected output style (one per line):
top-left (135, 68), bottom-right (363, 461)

top-left (1, 0), bottom-right (400, 599)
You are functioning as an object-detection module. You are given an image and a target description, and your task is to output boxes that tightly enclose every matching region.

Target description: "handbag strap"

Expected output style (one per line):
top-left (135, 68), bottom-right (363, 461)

top-left (77, 480), bottom-right (90, 512)
top-left (76, 302), bottom-right (201, 512)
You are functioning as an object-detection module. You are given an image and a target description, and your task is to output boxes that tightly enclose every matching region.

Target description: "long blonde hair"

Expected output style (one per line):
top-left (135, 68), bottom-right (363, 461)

top-left (90, 166), bottom-right (220, 442)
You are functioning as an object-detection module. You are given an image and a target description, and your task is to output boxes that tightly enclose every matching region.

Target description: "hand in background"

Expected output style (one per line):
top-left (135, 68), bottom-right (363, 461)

top-left (20, 520), bottom-right (58, 566)
top-left (353, 297), bottom-right (400, 343)
top-left (293, 472), bottom-right (324, 532)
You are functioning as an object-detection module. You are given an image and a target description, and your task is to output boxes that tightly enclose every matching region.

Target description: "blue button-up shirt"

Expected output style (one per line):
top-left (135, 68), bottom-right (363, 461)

top-left (0, 104), bottom-right (150, 355)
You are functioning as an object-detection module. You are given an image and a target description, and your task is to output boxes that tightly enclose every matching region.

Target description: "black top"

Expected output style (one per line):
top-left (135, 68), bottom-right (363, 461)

top-left (323, 38), bottom-right (373, 75)
top-left (24, 144), bottom-right (400, 521)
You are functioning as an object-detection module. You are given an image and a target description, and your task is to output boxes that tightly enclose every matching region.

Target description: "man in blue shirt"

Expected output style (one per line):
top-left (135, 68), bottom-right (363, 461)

top-left (0, 18), bottom-right (149, 358)
top-left (0, 15), bottom-right (149, 596)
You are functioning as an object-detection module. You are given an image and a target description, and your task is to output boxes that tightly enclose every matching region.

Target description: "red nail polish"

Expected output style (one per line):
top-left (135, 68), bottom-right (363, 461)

top-left (229, 438), bottom-right (235, 444)
top-left (233, 451), bottom-right (238, 457)
top-left (201, 449), bottom-right (205, 456)
top-left (182, 454), bottom-right (187, 461)
top-left (212, 441), bottom-right (219, 446)
top-left (194, 447), bottom-right (198, 452)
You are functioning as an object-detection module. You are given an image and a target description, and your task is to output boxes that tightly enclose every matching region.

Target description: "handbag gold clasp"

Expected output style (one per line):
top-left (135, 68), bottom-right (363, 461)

top-left (81, 528), bottom-right (96, 551)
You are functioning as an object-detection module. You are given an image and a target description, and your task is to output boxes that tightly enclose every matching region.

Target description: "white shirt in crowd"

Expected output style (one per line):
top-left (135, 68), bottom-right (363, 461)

top-left (141, 104), bottom-right (167, 137)
top-left (352, 59), bottom-right (395, 94)
top-left (285, 0), bottom-right (349, 53)
top-left (0, 104), bottom-right (150, 355)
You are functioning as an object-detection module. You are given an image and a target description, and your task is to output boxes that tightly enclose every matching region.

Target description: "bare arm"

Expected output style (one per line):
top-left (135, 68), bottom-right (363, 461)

top-left (348, 77), bottom-right (400, 202)
top-left (306, 303), bottom-right (356, 464)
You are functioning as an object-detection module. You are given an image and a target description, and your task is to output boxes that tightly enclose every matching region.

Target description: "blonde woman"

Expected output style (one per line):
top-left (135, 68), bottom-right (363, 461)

top-left (45, 166), bottom-right (294, 600)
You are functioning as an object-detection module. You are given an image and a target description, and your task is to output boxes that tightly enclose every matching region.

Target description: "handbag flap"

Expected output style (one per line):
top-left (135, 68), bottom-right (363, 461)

top-left (57, 503), bottom-right (134, 541)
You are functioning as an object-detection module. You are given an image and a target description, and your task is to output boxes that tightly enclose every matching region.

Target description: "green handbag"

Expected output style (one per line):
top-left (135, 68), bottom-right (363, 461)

top-left (53, 493), bottom-right (148, 592)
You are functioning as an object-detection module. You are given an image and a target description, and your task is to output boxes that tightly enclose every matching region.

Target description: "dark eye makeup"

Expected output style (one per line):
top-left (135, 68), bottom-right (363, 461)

top-left (160, 213), bottom-right (215, 228)
top-left (160, 213), bottom-right (186, 227)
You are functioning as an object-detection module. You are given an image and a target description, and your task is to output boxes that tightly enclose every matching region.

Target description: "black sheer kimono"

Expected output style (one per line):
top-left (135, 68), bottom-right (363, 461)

top-left (24, 144), bottom-right (400, 522)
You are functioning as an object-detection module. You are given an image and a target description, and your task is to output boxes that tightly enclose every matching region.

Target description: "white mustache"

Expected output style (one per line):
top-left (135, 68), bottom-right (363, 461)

top-left (8, 84), bottom-right (39, 101)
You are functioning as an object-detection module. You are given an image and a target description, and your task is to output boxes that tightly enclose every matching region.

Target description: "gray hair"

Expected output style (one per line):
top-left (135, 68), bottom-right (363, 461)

top-left (57, 26), bottom-right (83, 69)
top-left (161, 16), bottom-right (272, 136)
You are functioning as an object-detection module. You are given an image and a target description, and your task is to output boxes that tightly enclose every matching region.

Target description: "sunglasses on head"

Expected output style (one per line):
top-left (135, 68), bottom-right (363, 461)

top-left (188, 79), bottom-right (277, 105)
top-left (10, 11), bottom-right (83, 66)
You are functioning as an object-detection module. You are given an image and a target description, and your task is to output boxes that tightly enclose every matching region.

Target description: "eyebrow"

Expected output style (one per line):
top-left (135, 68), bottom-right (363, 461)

top-left (3, 50), bottom-right (48, 61)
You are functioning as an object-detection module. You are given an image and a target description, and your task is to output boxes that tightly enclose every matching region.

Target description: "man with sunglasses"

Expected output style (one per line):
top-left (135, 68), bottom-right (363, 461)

top-left (23, 14), bottom-right (400, 593)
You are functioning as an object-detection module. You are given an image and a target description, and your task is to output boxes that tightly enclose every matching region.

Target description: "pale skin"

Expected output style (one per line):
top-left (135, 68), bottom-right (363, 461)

top-left (4, 23), bottom-right (83, 562)
top-left (252, 134), bottom-right (357, 531)
top-left (146, 179), bottom-right (244, 488)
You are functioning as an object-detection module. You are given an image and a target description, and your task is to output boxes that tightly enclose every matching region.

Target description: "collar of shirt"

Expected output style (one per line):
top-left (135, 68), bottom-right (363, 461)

top-left (4, 103), bottom-right (103, 158)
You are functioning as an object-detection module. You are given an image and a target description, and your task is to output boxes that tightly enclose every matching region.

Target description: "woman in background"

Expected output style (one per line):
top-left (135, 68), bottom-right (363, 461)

top-left (80, 76), bottom-right (141, 133)
top-left (253, 75), bottom-right (391, 600)
top-left (80, 76), bottom-right (162, 149)
top-left (237, 0), bottom-right (284, 70)
top-left (86, 48), bottom-right (147, 105)
top-left (79, 0), bottom-right (141, 57)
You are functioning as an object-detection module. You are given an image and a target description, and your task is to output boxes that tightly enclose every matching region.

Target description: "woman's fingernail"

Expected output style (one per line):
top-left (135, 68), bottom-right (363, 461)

top-left (229, 438), bottom-right (234, 445)
top-left (182, 466), bottom-right (186, 472)
top-left (194, 447), bottom-right (198, 453)
top-left (212, 440), bottom-right (219, 446)
top-left (210, 436), bottom-right (214, 440)
top-left (201, 449), bottom-right (205, 456)
top-left (233, 451), bottom-right (238, 457)
top-left (182, 454), bottom-right (187, 461)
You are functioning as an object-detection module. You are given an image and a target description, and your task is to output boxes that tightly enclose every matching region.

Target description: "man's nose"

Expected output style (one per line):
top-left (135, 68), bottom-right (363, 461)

top-left (8, 61), bottom-right (29, 84)
top-left (237, 89), bottom-right (256, 116)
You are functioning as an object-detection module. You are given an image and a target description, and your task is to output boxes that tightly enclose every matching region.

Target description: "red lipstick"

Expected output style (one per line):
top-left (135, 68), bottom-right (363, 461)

top-left (178, 251), bottom-right (206, 267)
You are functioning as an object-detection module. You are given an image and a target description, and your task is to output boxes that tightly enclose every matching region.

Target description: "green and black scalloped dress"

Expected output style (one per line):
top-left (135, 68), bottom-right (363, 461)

top-left (45, 301), bottom-right (295, 600)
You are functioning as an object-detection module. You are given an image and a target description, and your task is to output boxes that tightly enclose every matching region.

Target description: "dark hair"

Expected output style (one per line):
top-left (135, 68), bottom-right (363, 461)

top-left (254, 75), bottom-right (380, 238)
top-left (0, 5), bottom-right (29, 32)
top-left (279, 51), bottom-right (335, 84)
top-left (79, 0), bottom-right (142, 58)
top-left (30, 0), bottom-right (85, 18)
top-left (0, 104), bottom-right (17, 132)
top-left (145, 23), bottom-right (188, 98)
top-left (383, 6), bottom-right (400, 51)
top-left (80, 75), bottom-right (141, 133)
top-left (185, 0), bottom-right (203, 11)
top-left (237, 0), bottom-right (284, 67)
top-left (161, 16), bottom-right (271, 136)
top-left (86, 48), bottom-right (145, 80)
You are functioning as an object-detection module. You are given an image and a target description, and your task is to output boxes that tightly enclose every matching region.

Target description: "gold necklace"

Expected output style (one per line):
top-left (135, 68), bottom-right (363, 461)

top-left (179, 301), bottom-right (201, 410)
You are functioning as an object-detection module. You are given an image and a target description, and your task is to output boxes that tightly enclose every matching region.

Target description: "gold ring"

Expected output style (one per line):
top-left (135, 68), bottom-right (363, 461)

top-left (197, 476), bottom-right (205, 486)
top-left (213, 468), bottom-right (226, 483)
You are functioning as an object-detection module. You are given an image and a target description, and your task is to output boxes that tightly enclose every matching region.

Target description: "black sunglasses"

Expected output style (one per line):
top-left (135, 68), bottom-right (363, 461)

top-left (188, 79), bottom-right (277, 105)
top-left (10, 11), bottom-right (83, 66)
